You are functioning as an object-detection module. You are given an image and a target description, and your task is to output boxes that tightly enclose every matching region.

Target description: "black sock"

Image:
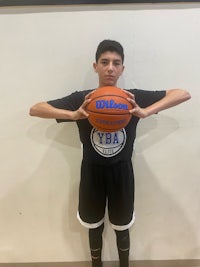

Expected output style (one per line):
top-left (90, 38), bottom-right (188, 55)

top-left (115, 229), bottom-right (130, 267)
top-left (89, 224), bottom-right (104, 267)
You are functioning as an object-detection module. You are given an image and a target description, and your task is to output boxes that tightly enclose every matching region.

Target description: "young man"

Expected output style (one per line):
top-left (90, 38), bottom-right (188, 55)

top-left (30, 40), bottom-right (191, 267)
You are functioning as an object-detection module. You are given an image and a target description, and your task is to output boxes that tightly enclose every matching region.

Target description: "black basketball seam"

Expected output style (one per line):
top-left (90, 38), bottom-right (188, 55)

top-left (87, 110), bottom-right (131, 115)
top-left (90, 120), bottom-right (129, 132)
top-left (91, 94), bottom-right (128, 101)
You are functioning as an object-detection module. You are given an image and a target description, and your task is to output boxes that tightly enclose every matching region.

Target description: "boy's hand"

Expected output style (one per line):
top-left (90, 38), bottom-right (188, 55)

top-left (71, 91), bottom-right (94, 120)
top-left (123, 90), bottom-right (149, 119)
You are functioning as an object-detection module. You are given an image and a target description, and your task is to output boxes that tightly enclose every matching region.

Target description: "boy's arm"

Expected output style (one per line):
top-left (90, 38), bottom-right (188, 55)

top-left (128, 88), bottom-right (191, 118)
top-left (29, 102), bottom-right (75, 119)
top-left (29, 98), bottom-right (91, 121)
top-left (29, 91), bottom-right (94, 120)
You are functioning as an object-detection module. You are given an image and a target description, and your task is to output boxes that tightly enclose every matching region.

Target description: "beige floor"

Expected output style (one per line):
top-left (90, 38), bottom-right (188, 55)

top-left (0, 260), bottom-right (200, 267)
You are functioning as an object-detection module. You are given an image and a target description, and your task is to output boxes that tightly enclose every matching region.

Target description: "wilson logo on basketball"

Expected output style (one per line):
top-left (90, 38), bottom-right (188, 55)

top-left (95, 100), bottom-right (128, 110)
top-left (86, 86), bottom-right (132, 132)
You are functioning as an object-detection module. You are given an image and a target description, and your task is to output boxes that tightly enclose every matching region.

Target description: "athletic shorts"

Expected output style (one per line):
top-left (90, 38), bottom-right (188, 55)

top-left (77, 160), bottom-right (135, 231)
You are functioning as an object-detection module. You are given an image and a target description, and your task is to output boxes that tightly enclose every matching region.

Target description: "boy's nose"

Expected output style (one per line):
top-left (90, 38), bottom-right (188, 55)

top-left (108, 62), bottom-right (114, 71)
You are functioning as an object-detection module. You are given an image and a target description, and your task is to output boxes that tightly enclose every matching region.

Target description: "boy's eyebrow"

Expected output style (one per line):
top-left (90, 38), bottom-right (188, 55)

top-left (100, 58), bottom-right (122, 62)
top-left (100, 58), bottom-right (109, 61)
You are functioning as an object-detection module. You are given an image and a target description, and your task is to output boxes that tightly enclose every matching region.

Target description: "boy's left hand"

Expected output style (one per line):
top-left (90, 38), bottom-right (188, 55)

top-left (123, 90), bottom-right (149, 119)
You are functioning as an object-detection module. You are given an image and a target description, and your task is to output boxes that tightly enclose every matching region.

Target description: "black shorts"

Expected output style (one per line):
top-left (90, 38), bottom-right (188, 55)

top-left (77, 160), bottom-right (135, 230)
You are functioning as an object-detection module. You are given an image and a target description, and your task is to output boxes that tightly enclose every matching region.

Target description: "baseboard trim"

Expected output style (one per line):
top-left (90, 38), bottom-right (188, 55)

top-left (0, 260), bottom-right (200, 267)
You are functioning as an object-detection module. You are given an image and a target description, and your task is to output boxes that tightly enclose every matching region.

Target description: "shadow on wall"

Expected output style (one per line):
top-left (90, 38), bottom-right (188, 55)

top-left (0, 120), bottom-right (88, 261)
top-left (131, 115), bottom-right (197, 259)
top-left (27, 120), bottom-right (89, 259)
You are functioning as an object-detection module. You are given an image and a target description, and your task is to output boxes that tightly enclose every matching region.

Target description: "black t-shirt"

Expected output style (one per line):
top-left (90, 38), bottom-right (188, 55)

top-left (48, 89), bottom-right (166, 165)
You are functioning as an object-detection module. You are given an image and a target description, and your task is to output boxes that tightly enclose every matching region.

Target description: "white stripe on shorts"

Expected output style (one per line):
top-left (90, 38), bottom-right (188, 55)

top-left (77, 212), bottom-right (104, 229)
top-left (110, 212), bottom-right (135, 231)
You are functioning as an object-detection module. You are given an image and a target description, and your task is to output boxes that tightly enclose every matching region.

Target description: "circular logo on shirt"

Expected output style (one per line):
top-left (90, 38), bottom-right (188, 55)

top-left (90, 128), bottom-right (127, 158)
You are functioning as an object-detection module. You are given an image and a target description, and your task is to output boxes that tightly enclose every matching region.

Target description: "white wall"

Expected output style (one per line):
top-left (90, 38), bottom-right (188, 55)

top-left (0, 3), bottom-right (199, 262)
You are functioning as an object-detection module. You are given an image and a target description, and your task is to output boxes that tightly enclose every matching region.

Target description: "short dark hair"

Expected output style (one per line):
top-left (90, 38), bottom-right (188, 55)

top-left (95, 40), bottom-right (124, 63)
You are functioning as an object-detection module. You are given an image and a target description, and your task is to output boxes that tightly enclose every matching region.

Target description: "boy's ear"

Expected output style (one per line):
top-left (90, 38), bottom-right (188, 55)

top-left (93, 62), bottom-right (97, 72)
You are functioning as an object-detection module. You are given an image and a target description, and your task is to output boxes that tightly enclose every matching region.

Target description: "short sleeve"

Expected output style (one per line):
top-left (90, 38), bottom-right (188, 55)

top-left (128, 89), bottom-right (166, 108)
top-left (47, 90), bottom-right (91, 123)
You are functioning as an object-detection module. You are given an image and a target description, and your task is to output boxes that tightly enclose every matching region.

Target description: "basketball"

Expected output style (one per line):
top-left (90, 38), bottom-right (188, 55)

top-left (86, 86), bottom-right (132, 132)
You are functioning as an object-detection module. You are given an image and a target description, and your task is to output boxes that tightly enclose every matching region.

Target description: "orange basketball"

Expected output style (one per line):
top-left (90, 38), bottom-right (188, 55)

top-left (86, 86), bottom-right (132, 132)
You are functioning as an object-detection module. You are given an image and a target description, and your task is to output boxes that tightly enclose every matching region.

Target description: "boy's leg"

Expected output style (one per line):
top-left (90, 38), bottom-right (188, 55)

top-left (115, 229), bottom-right (130, 267)
top-left (106, 161), bottom-right (134, 267)
top-left (89, 223), bottom-right (104, 267)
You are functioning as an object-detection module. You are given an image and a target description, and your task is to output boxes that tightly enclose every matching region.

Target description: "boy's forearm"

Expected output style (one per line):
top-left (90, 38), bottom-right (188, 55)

top-left (144, 89), bottom-right (191, 116)
top-left (29, 102), bottom-right (74, 119)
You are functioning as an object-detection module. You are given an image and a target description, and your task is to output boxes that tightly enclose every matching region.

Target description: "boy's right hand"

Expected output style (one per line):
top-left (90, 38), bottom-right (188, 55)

top-left (71, 91), bottom-right (94, 120)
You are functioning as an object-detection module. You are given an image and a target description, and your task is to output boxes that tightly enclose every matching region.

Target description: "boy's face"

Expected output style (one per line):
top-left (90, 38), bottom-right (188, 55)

top-left (93, 51), bottom-right (124, 88)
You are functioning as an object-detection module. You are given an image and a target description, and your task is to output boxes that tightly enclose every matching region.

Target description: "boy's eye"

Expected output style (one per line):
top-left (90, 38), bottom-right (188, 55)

top-left (101, 61), bottom-right (121, 66)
